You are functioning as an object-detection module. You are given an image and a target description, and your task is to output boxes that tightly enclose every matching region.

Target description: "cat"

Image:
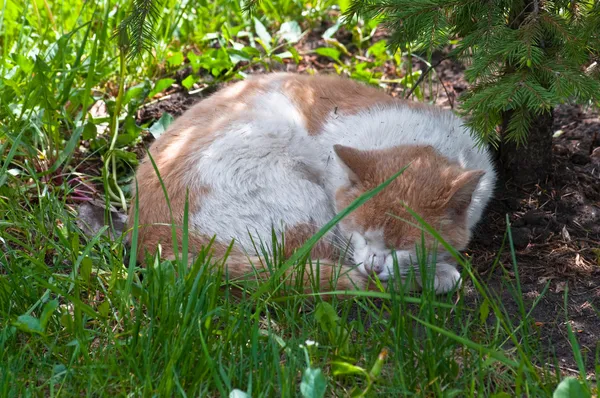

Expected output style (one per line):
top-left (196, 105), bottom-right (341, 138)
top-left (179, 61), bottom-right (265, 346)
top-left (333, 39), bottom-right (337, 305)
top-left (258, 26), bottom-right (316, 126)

top-left (128, 72), bottom-right (496, 294)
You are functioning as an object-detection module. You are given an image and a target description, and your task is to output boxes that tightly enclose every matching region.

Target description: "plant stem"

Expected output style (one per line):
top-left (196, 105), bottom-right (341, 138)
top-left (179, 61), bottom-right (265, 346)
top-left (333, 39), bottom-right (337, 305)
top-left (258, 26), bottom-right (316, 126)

top-left (109, 52), bottom-right (127, 152)
top-left (105, 50), bottom-right (128, 211)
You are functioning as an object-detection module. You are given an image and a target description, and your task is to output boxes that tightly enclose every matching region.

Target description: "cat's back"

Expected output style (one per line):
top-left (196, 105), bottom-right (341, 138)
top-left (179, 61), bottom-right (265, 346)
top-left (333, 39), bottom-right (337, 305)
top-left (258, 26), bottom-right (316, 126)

top-left (153, 72), bottom-right (393, 142)
top-left (137, 73), bottom-right (395, 184)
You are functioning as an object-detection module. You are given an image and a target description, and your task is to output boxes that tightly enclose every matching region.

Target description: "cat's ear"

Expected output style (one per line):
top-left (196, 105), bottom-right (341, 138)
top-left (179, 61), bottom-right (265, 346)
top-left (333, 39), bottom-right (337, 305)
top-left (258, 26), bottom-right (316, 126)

top-left (446, 170), bottom-right (486, 216)
top-left (333, 144), bottom-right (369, 184)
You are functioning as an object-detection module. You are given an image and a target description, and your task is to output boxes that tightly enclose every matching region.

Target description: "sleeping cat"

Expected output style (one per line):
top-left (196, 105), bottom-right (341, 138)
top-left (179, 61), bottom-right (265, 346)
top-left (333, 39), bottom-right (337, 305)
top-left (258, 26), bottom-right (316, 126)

top-left (129, 73), bottom-right (496, 294)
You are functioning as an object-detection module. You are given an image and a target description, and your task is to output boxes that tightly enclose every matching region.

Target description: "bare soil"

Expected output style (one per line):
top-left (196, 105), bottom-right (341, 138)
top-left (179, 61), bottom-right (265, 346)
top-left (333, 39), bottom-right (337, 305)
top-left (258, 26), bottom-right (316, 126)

top-left (466, 103), bottom-right (600, 374)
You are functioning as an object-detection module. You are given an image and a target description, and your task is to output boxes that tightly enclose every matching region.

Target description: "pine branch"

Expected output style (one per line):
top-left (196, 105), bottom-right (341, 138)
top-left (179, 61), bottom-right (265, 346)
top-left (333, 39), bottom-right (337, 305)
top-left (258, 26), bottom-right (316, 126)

top-left (241, 0), bottom-right (261, 16)
top-left (348, 0), bottom-right (600, 146)
top-left (114, 0), bottom-right (162, 60)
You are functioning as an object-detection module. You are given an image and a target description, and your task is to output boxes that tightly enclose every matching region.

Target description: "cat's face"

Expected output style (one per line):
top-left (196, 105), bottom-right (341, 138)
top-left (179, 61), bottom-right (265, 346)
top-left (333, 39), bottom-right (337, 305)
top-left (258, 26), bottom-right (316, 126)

top-left (334, 144), bottom-right (484, 280)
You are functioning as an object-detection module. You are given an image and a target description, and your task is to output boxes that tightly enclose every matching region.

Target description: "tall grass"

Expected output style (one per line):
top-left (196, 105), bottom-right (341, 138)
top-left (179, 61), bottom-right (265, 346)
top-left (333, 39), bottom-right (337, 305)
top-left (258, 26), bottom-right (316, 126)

top-left (2, 153), bottom-right (595, 395)
top-left (0, 0), bottom-right (597, 396)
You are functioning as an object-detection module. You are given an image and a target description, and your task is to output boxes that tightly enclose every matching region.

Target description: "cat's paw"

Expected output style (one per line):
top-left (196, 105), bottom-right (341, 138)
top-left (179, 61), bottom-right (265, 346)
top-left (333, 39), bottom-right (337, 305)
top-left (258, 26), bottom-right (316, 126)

top-left (433, 263), bottom-right (462, 294)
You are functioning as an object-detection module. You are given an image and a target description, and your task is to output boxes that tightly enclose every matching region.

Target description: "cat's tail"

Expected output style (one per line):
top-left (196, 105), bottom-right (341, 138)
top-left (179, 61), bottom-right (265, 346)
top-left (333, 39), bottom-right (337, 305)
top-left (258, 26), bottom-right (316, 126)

top-left (132, 226), bottom-right (377, 296)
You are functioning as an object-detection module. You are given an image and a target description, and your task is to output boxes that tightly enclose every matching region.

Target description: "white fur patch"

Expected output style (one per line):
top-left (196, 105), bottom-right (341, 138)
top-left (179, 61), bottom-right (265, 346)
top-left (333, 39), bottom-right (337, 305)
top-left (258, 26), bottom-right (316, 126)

top-left (190, 92), bottom-right (335, 252)
top-left (350, 229), bottom-right (392, 276)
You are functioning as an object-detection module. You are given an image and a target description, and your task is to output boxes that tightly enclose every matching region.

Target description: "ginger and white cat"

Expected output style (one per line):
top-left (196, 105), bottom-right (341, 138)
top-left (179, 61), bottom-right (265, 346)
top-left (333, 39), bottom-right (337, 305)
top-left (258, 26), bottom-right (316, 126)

top-left (129, 73), bottom-right (496, 294)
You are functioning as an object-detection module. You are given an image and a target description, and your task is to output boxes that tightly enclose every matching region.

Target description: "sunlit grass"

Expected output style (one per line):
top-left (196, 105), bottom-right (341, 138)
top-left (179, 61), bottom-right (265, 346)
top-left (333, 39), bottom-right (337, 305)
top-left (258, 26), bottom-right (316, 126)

top-left (2, 157), bottom-right (594, 395)
top-left (0, 0), bottom-right (597, 396)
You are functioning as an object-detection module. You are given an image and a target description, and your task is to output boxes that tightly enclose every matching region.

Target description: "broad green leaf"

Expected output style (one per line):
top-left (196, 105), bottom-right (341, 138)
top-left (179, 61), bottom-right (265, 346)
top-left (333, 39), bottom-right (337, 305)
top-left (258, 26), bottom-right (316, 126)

top-left (80, 256), bottom-right (92, 283)
top-left (300, 367), bottom-right (327, 398)
top-left (98, 301), bottom-right (110, 317)
top-left (351, 62), bottom-right (374, 81)
top-left (331, 361), bottom-right (367, 377)
top-left (71, 231), bottom-right (80, 256)
top-left (479, 298), bottom-right (490, 324)
top-left (276, 51), bottom-right (293, 59)
top-left (315, 47), bottom-right (341, 62)
top-left (227, 49), bottom-right (252, 64)
top-left (13, 315), bottom-right (44, 335)
top-left (39, 299), bottom-right (59, 330)
top-left (182, 75), bottom-right (196, 90)
top-left (315, 302), bottom-right (339, 333)
top-left (124, 84), bottom-right (147, 105)
top-left (112, 148), bottom-right (139, 165)
top-left (553, 377), bottom-right (590, 398)
top-left (278, 21), bottom-right (302, 43)
top-left (443, 390), bottom-right (465, 398)
top-left (337, 0), bottom-right (350, 13)
top-left (367, 40), bottom-right (387, 59)
top-left (167, 51), bottom-right (184, 67)
top-left (399, 70), bottom-right (422, 88)
top-left (242, 47), bottom-right (261, 57)
top-left (60, 313), bottom-right (74, 332)
top-left (253, 17), bottom-right (272, 50)
top-left (148, 112), bottom-right (175, 139)
top-left (82, 122), bottom-right (97, 140)
top-left (116, 116), bottom-right (143, 147)
top-left (52, 364), bottom-right (67, 379)
top-left (322, 21), bottom-right (341, 40)
top-left (14, 54), bottom-right (34, 73)
top-left (325, 38), bottom-right (351, 56)
top-left (188, 51), bottom-right (201, 72)
top-left (202, 32), bottom-right (219, 41)
top-left (149, 78), bottom-right (176, 99)
top-left (288, 47), bottom-right (301, 63)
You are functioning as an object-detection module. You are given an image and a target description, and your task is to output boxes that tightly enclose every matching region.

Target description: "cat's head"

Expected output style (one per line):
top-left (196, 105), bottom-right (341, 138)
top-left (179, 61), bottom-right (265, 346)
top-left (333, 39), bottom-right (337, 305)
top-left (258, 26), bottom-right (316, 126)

top-left (333, 144), bottom-right (485, 280)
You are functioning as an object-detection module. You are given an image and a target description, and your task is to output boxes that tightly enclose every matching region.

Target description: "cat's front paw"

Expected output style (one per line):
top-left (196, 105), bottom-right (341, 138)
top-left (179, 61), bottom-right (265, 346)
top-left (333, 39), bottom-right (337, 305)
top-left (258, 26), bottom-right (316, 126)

top-left (433, 263), bottom-right (462, 294)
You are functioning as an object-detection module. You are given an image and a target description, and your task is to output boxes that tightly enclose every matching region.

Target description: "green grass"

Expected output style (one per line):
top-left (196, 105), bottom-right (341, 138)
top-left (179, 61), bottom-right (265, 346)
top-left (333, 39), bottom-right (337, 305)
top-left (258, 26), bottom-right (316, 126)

top-left (1, 181), bottom-right (596, 396)
top-left (0, 0), bottom-right (598, 396)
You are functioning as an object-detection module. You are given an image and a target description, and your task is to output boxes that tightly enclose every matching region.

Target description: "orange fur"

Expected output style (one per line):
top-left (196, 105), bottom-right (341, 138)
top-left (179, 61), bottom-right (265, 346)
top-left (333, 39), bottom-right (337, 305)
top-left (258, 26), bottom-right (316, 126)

top-left (277, 74), bottom-right (396, 134)
top-left (128, 73), bottom-right (474, 295)
top-left (334, 145), bottom-right (484, 252)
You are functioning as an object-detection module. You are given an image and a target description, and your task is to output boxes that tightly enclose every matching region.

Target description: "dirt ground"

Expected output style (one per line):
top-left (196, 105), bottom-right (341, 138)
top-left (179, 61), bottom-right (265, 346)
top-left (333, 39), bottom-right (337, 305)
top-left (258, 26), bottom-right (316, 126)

top-left (132, 28), bottom-right (600, 374)
top-left (468, 104), bottom-right (600, 373)
top-left (418, 56), bottom-right (600, 374)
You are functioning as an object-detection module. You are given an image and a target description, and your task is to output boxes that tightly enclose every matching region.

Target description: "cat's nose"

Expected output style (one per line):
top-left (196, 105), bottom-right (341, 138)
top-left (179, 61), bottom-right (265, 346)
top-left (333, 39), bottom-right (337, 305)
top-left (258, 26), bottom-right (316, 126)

top-left (366, 253), bottom-right (387, 275)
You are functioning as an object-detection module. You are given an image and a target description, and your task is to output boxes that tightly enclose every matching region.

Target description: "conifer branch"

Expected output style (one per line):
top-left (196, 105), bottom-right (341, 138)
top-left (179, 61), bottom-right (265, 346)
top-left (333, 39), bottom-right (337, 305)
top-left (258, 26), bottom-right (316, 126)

top-left (241, 0), bottom-right (260, 16)
top-left (115, 0), bottom-right (162, 59)
top-left (348, 0), bottom-right (600, 145)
